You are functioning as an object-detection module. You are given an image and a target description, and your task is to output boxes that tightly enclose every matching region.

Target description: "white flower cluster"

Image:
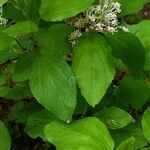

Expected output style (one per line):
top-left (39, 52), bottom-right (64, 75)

top-left (69, 29), bottom-right (83, 45)
top-left (68, 0), bottom-right (128, 45)
top-left (86, 0), bottom-right (121, 33)
top-left (0, 4), bottom-right (7, 25)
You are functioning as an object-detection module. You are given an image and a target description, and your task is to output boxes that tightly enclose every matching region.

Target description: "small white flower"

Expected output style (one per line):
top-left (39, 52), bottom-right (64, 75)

top-left (113, 2), bottom-right (121, 13)
top-left (69, 29), bottom-right (82, 46)
top-left (67, 120), bottom-right (71, 124)
top-left (107, 26), bottom-right (117, 33)
top-left (95, 23), bottom-right (103, 31)
top-left (69, 30), bottom-right (82, 40)
top-left (111, 20), bottom-right (118, 26)
top-left (0, 4), bottom-right (7, 25)
top-left (120, 26), bottom-right (129, 32)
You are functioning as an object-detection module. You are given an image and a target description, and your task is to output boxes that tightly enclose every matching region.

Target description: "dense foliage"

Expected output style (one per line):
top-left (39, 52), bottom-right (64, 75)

top-left (0, 0), bottom-right (150, 149)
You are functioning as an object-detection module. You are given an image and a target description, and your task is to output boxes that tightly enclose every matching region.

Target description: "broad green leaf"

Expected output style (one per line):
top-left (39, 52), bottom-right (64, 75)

top-left (116, 76), bottom-right (150, 108)
top-left (72, 33), bottom-right (115, 107)
top-left (116, 137), bottom-right (136, 150)
top-left (40, 0), bottom-right (95, 21)
top-left (14, 51), bottom-right (36, 81)
top-left (116, 0), bottom-right (150, 16)
top-left (0, 121), bottom-right (11, 150)
top-left (129, 20), bottom-right (150, 71)
top-left (106, 31), bottom-right (145, 73)
top-left (44, 117), bottom-right (114, 150)
top-left (25, 110), bottom-right (54, 140)
top-left (142, 108), bottom-right (150, 142)
top-left (36, 24), bottom-right (73, 58)
top-left (30, 57), bottom-right (76, 121)
top-left (111, 122), bottom-right (147, 149)
top-left (4, 21), bottom-right (39, 37)
top-left (96, 107), bottom-right (133, 129)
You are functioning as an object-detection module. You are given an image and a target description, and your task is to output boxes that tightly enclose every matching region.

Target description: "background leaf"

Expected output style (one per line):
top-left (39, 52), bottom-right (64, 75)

top-left (8, 101), bottom-right (42, 124)
top-left (116, 0), bottom-right (150, 16)
top-left (0, 0), bottom-right (7, 4)
top-left (25, 110), bottom-right (54, 140)
top-left (96, 107), bottom-right (133, 129)
top-left (0, 121), bottom-right (11, 150)
top-left (106, 31), bottom-right (145, 73)
top-left (0, 33), bottom-right (14, 52)
top-left (14, 51), bottom-right (36, 82)
top-left (129, 20), bottom-right (150, 71)
top-left (116, 137), bottom-right (136, 150)
top-left (36, 23), bottom-right (73, 58)
top-left (116, 76), bottom-right (150, 109)
top-left (3, 0), bottom-right (41, 22)
top-left (142, 108), bottom-right (150, 142)
top-left (4, 21), bottom-right (39, 37)
top-left (111, 122), bottom-right (147, 149)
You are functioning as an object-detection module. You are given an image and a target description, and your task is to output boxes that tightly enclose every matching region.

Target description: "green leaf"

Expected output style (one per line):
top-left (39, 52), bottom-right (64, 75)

top-left (0, 82), bottom-right (32, 100)
top-left (3, 3), bottom-right (26, 21)
top-left (44, 117), bottom-right (114, 150)
top-left (116, 137), bottom-right (136, 150)
top-left (74, 88), bottom-right (89, 115)
top-left (0, 69), bottom-right (7, 86)
top-left (4, 21), bottom-right (39, 37)
top-left (36, 24), bottom-right (73, 58)
top-left (142, 108), bottom-right (150, 142)
top-left (141, 148), bottom-right (150, 150)
top-left (0, 49), bottom-right (19, 65)
top-left (111, 122), bottom-right (147, 149)
top-left (40, 0), bottom-right (95, 21)
top-left (72, 33), bottom-right (115, 107)
top-left (0, 0), bottom-right (7, 4)
top-left (96, 107), bottom-right (133, 129)
top-left (0, 33), bottom-right (14, 52)
top-left (0, 39), bottom-right (20, 64)
top-left (8, 101), bottom-right (42, 124)
top-left (3, 0), bottom-right (41, 22)
top-left (14, 51), bottom-right (36, 82)
top-left (116, 0), bottom-right (150, 16)
top-left (106, 31), bottom-right (145, 73)
top-left (25, 110), bottom-right (54, 140)
top-left (129, 20), bottom-right (150, 71)
top-left (144, 50), bottom-right (150, 71)
top-left (116, 76), bottom-right (150, 108)
top-left (15, 0), bottom-right (41, 21)
top-left (30, 57), bottom-right (76, 121)
top-left (129, 20), bottom-right (150, 51)
top-left (0, 121), bottom-right (11, 150)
